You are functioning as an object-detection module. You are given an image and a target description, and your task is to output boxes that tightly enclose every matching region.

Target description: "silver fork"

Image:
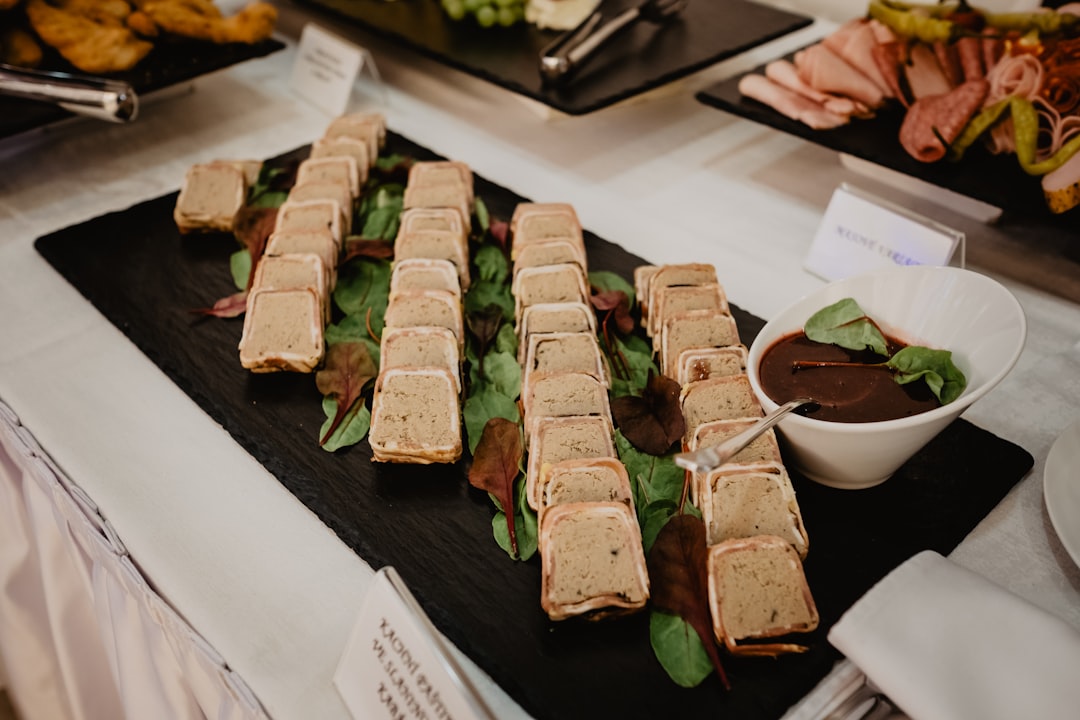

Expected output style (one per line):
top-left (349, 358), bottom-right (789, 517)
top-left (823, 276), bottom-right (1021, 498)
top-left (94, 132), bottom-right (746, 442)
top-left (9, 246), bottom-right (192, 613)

top-left (539, 0), bottom-right (689, 85)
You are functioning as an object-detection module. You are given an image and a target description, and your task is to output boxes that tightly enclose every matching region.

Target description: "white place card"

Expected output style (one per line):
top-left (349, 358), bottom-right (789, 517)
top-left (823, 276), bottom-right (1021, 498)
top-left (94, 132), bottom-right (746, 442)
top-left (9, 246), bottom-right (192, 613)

top-left (334, 566), bottom-right (495, 720)
top-left (804, 183), bottom-right (964, 282)
top-left (290, 23), bottom-right (369, 116)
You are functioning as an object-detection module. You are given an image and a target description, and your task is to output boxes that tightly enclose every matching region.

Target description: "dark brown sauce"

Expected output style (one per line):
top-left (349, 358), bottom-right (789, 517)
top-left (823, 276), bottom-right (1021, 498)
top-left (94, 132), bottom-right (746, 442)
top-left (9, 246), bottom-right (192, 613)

top-left (759, 332), bottom-right (941, 423)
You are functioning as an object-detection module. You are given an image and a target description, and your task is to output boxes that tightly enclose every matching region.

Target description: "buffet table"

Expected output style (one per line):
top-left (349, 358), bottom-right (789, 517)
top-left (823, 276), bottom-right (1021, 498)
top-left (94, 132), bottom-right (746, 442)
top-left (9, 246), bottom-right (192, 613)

top-left (2, 1), bottom-right (1080, 718)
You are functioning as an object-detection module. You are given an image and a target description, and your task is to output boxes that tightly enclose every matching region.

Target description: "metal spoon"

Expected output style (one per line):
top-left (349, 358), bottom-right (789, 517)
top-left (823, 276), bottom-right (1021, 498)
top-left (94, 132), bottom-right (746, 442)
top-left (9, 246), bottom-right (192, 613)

top-left (539, 0), bottom-right (689, 85)
top-left (0, 64), bottom-right (138, 123)
top-left (674, 397), bottom-right (819, 474)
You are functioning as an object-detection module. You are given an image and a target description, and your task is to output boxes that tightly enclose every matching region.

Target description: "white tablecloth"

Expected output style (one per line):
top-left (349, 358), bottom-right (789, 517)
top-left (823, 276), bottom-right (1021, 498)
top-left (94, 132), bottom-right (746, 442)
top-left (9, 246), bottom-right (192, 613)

top-left (1, 1), bottom-right (1079, 718)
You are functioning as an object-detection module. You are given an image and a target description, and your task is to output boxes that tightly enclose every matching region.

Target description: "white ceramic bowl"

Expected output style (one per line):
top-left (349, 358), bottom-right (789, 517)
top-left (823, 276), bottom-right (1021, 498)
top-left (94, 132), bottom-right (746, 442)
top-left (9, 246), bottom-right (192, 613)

top-left (746, 266), bottom-right (1026, 489)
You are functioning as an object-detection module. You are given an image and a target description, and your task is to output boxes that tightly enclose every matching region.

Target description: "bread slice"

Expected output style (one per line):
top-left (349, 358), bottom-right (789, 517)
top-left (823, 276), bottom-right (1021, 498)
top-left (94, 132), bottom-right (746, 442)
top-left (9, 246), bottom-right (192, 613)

top-left (679, 374), bottom-right (763, 438)
top-left (310, 136), bottom-right (370, 180)
top-left (274, 199), bottom-right (344, 248)
top-left (647, 263), bottom-right (718, 304)
top-left (540, 501), bottom-right (650, 621)
top-left (296, 156), bottom-right (360, 198)
top-left (393, 230), bottom-right (471, 289)
top-left (383, 289), bottom-right (464, 349)
top-left (402, 184), bottom-right (471, 230)
top-left (648, 283), bottom-right (729, 341)
top-left (238, 288), bottom-right (324, 373)
top-left (706, 536), bottom-right (818, 651)
top-left (324, 113), bottom-right (384, 164)
top-left (700, 462), bottom-right (808, 557)
top-left (523, 371), bottom-right (612, 444)
top-left (526, 415), bottom-right (615, 510)
top-left (369, 367), bottom-right (462, 464)
top-left (398, 207), bottom-right (467, 241)
top-left (407, 160), bottom-right (474, 205)
top-left (517, 302), bottom-right (597, 362)
top-left (512, 239), bottom-right (588, 279)
top-left (686, 418), bottom-right (782, 506)
top-left (523, 332), bottom-right (607, 385)
top-left (676, 345), bottom-right (748, 385)
top-left (660, 310), bottom-right (740, 380)
top-left (536, 457), bottom-right (633, 525)
top-left (265, 229), bottom-right (339, 288)
top-left (174, 162), bottom-right (247, 234)
top-left (510, 203), bottom-right (584, 254)
top-left (634, 265), bottom-right (660, 328)
top-left (512, 263), bottom-right (589, 324)
top-left (249, 253), bottom-right (331, 324)
top-left (379, 326), bottom-right (462, 393)
top-left (389, 258), bottom-right (462, 298)
top-left (286, 180), bottom-right (354, 235)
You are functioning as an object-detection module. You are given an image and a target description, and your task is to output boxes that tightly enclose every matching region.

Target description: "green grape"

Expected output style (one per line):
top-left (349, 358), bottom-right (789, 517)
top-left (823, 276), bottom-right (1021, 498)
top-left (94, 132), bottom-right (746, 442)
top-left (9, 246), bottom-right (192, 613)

top-left (463, 0), bottom-right (486, 13)
top-left (442, 0), bottom-right (466, 20)
top-left (475, 4), bottom-right (497, 27)
top-left (492, 0), bottom-right (516, 8)
top-left (496, 6), bottom-right (516, 26)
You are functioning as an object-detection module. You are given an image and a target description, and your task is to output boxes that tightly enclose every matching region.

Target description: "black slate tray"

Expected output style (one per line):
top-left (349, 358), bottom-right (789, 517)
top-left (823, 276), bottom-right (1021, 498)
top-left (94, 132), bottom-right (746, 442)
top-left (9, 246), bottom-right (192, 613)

top-left (292, 0), bottom-right (812, 115)
top-left (695, 55), bottom-right (1076, 224)
top-left (1, 36), bottom-right (284, 140)
top-left (34, 132), bottom-right (1034, 720)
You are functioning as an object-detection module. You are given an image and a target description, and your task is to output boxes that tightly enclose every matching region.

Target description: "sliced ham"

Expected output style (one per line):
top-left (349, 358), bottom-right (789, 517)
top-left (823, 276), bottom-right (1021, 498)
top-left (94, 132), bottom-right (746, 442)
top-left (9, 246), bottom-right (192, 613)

top-left (823, 19), bottom-right (895, 98)
top-left (794, 43), bottom-right (885, 109)
top-left (905, 44), bottom-right (953, 100)
top-left (899, 80), bottom-right (990, 162)
top-left (764, 59), bottom-right (871, 119)
top-left (738, 73), bottom-right (849, 130)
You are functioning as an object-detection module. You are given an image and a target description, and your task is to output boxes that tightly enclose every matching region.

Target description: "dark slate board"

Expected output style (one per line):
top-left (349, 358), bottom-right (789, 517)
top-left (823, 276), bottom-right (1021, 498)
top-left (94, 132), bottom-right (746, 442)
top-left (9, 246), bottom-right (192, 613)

top-left (695, 54), bottom-right (1077, 225)
top-left (292, 0), bottom-right (812, 115)
top-left (1, 36), bottom-right (284, 140)
top-left (34, 131), bottom-right (1033, 720)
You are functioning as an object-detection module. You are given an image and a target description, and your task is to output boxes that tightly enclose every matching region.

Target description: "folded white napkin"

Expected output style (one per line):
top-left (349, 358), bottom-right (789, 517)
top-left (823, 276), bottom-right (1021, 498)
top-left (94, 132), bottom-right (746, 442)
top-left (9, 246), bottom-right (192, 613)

top-left (828, 550), bottom-right (1080, 720)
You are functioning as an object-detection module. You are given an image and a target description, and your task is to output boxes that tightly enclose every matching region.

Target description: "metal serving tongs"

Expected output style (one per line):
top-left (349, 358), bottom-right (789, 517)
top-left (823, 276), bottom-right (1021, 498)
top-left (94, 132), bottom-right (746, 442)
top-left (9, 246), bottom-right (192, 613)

top-left (674, 397), bottom-right (819, 474)
top-left (0, 64), bottom-right (138, 123)
top-left (539, 0), bottom-right (689, 86)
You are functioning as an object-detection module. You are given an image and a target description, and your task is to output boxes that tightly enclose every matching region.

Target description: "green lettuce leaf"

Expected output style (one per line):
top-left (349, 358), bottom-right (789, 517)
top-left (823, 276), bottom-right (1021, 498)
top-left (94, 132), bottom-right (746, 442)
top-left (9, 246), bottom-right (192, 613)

top-left (887, 346), bottom-right (968, 404)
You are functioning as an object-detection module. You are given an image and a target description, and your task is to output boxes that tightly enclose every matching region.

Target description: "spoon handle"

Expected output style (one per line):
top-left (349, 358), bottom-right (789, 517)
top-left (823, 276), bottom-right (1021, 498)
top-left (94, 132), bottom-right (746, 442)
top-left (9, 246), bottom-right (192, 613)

top-left (674, 397), bottom-right (815, 474)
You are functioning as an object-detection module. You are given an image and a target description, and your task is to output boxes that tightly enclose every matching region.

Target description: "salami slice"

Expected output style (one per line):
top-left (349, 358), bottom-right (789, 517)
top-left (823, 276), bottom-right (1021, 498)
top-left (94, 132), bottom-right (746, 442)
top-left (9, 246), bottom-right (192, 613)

top-left (955, 36), bottom-right (985, 81)
top-left (899, 80), bottom-right (990, 163)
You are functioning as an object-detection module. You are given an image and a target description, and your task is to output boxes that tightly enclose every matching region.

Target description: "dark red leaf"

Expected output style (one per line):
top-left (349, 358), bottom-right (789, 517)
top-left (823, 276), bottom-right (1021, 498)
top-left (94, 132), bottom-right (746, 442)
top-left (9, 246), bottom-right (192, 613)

top-left (648, 514), bottom-right (730, 690)
top-left (466, 304), bottom-right (503, 377)
top-left (316, 342), bottom-right (378, 445)
top-left (191, 291), bottom-right (248, 318)
top-left (611, 371), bottom-right (686, 455)
top-left (488, 219), bottom-right (509, 251)
top-left (469, 417), bottom-right (523, 555)
top-left (590, 289), bottom-right (634, 335)
top-left (342, 238), bottom-right (395, 263)
top-left (233, 207), bottom-right (278, 287)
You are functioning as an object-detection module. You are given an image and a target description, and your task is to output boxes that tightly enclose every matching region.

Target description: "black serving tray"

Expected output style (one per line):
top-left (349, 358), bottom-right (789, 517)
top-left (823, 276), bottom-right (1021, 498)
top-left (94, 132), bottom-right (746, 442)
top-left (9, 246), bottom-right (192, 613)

top-left (695, 53), bottom-right (1076, 224)
top-left (34, 131), bottom-right (1033, 720)
top-left (292, 0), bottom-right (812, 115)
top-left (1, 35), bottom-right (284, 140)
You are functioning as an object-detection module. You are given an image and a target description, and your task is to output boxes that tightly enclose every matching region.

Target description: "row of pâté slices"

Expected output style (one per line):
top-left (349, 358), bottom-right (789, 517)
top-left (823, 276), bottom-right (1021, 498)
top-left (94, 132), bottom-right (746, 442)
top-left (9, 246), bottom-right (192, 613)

top-left (172, 116), bottom-right (818, 646)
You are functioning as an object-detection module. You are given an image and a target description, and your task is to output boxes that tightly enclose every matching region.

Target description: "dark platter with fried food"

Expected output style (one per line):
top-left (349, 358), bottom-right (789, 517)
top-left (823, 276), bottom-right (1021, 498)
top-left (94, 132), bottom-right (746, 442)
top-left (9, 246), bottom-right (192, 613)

top-left (0, 0), bottom-right (285, 137)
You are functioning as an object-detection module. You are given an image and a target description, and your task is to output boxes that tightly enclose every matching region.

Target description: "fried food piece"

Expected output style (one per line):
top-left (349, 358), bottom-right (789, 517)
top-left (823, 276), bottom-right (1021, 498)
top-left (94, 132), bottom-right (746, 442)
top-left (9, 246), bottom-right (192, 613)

top-left (25, 0), bottom-right (153, 73)
top-left (133, 0), bottom-right (276, 45)
top-left (126, 10), bottom-right (158, 37)
top-left (1, 26), bottom-right (44, 68)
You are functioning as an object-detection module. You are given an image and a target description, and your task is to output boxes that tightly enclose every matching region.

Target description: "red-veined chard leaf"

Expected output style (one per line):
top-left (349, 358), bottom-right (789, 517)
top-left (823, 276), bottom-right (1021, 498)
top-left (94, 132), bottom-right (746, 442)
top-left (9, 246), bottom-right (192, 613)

top-left (191, 290), bottom-right (248, 319)
top-left (315, 342), bottom-right (377, 446)
top-left (319, 396), bottom-right (371, 452)
top-left (649, 610), bottom-right (715, 688)
top-left (611, 371), bottom-right (686, 456)
top-left (488, 218), bottom-right (509, 251)
top-left (589, 270), bottom-right (636, 308)
top-left (591, 288), bottom-right (635, 336)
top-left (469, 417), bottom-right (524, 556)
top-left (342, 238), bottom-right (394, 263)
top-left (887, 346), bottom-right (967, 404)
top-left (492, 476), bottom-right (538, 562)
top-left (804, 298), bottom-right (889, 356)
top-left (647, 514), bottom-right (730, 690)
